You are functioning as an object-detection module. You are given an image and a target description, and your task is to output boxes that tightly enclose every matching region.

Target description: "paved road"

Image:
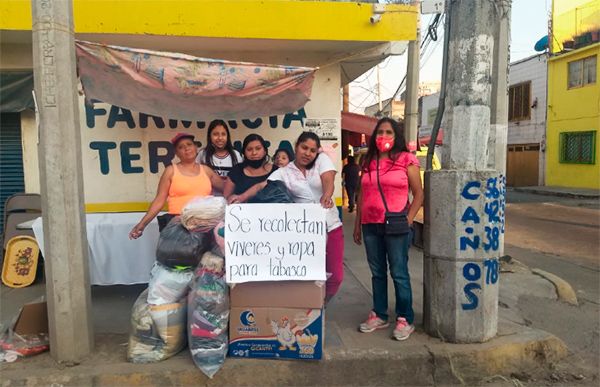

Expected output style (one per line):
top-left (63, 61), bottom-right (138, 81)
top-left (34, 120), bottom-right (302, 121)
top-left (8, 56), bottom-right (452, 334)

top-left (505, 190), bottom-right (599, 269)
top-left (504, 190), bottom-right (599, 384)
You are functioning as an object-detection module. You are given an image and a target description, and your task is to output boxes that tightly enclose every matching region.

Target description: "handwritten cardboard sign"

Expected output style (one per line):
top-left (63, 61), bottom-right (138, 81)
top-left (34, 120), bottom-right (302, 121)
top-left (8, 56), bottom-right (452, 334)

top-left (225, 203), bottom-right (327, 283)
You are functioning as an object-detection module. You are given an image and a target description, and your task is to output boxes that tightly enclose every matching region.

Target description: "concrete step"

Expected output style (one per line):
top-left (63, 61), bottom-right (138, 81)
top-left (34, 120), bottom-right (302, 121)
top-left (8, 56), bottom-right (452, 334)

top-left (0, 324), bottom-right (567, 386)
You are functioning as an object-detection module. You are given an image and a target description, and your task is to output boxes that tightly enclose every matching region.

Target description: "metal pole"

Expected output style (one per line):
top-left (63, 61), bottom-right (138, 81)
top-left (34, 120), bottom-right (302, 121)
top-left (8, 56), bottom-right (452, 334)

top-left (31, 0), bottom-right (94, 362)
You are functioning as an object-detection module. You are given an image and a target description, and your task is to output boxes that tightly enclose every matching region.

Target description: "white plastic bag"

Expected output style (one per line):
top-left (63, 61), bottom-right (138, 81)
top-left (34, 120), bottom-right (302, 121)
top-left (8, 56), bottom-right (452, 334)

top-left (127, 289), bottom-right (187, 363)
top-left (147, 262), bottom-right (193, 305)
top-left (188, 251), bottom-right (229, 378)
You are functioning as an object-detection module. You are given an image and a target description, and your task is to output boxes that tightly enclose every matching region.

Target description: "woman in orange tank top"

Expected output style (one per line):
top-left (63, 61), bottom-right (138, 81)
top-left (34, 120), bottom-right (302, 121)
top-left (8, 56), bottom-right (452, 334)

top-left (129, 132), bottom-right (224, 239)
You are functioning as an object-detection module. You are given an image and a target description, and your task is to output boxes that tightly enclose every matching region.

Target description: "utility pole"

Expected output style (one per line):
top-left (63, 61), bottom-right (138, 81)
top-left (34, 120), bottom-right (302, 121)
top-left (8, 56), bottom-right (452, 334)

top-left (423, 0), bottom-right (507, 343)
top-left (32, 0), bottom-right (94, 362)
top-left (404, 8), bottom-right (420, 151)
top-left (343, 84), bottom-right (350, 113)
top-left (376, 64), bottom-right (383, 113)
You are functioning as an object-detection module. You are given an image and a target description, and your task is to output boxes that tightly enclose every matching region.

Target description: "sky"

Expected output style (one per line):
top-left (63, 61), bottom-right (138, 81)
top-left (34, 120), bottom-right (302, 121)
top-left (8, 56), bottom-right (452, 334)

top-left (349, 0), bottom-right (552, 113)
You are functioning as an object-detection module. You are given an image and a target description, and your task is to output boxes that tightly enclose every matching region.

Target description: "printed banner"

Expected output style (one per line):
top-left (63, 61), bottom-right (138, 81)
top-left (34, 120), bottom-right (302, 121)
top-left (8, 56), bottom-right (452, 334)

top-left (76, 40), bottom-right (316, 120)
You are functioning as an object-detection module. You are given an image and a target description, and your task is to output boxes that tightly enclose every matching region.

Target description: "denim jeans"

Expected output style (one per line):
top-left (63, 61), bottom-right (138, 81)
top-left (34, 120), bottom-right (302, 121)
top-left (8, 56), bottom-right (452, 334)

top-left (362, 223), bottom-right (414, 323)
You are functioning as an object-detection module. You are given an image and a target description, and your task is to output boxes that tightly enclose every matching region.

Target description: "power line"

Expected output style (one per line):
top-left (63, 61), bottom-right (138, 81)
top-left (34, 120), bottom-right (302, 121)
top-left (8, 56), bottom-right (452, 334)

top-left (375, 13), bottom-right (444, 116)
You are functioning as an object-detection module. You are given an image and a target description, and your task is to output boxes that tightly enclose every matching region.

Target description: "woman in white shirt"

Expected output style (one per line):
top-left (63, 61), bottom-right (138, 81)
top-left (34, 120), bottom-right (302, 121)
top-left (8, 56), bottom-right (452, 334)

top-left (269, 131), bottom-right (344, 302)
top-left (196, 120), bottom-right (242, 178)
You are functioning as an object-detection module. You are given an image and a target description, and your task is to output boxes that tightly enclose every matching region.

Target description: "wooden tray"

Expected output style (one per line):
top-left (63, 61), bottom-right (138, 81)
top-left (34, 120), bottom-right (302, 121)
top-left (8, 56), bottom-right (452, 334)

top-left (2, 236), bottom-right (39, 288)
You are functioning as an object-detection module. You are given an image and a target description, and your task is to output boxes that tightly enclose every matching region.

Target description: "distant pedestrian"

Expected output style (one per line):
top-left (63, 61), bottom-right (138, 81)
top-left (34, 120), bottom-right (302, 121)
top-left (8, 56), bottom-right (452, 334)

top-left (342, 156), bottom-right (360, 212)
top-left (353, 117), bottom-right (423, 341)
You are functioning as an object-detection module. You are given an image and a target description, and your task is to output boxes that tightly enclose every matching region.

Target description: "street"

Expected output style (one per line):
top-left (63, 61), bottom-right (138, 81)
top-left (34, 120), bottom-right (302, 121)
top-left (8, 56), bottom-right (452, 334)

top-left (503, 190), bottom-right (600, 384)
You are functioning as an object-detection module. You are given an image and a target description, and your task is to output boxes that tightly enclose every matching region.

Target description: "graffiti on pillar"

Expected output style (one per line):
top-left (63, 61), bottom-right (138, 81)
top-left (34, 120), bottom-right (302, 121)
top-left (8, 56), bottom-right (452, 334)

top-left (459, 175), bottom-right (506, 252)
top-left (459, 181), bottom-right (481, 251)
top-left (461, 263), bottom-right (481, 310)
top-left (458, 175), bottom-right (505, 310)
top-left (461, 258), bottom-right (499, 310)
top-left (483, 258), bottom-right (499, 285)
top-left (483, 175), bottom-right (506, 252)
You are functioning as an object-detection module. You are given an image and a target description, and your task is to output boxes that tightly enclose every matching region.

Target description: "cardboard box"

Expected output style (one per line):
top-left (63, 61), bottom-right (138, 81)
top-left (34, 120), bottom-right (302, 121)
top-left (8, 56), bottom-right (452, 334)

top-left (229, 307), bottom-right (324, 360)
top-left (230, 281), bottom-right (325, 309)
top-left (229, 281), bottom-right (325, 360)
top-left (14, 302), bottom-right (48, 335)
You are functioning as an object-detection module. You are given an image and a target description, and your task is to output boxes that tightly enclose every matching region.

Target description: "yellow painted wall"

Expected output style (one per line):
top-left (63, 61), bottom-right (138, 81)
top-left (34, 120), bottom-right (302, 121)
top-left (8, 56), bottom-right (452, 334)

top-left (0, 0), bottom-right (416, 42)
top-left (546, 44), bottom-right (600, 189)
top-left (551, 0), bottom-right (600, 53)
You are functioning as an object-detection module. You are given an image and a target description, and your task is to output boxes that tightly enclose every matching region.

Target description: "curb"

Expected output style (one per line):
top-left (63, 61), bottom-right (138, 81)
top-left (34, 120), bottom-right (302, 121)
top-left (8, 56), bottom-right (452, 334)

top-left (511, 187), bottom-right (600, 199)
top-left (531, 268), bottom-right (579, 306)
top-left (0, 329), bottom-right (569, 386)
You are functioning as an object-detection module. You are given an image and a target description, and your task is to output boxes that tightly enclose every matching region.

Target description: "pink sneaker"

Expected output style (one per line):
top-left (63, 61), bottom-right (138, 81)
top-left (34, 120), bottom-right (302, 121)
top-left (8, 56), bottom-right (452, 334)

top-left (393, 317), bottom-right (415, 341)
top-left (359, 311), bottom-right (389, 333)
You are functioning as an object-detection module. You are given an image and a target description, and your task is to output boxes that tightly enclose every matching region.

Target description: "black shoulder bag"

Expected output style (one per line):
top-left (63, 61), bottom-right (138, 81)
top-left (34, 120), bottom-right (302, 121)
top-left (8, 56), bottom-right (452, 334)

top-left (376, 157), bottom-right (410, 235)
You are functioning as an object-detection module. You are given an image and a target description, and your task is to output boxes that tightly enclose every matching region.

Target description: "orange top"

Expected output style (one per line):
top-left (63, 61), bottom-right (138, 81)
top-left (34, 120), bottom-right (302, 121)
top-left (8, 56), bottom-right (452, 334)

top-left (168, 163), bottom-right (212, 214)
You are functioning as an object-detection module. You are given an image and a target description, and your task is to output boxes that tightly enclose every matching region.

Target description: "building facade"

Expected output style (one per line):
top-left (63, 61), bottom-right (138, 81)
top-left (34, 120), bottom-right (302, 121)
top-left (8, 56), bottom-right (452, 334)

top-left (545, 0), bottom-right (599, 189)
top-left (363, 98), bottom-right (405, 121)
top-left (0, 0), bottom-right (417, 214)
top-left (506, 54), bottom-right (548, 187)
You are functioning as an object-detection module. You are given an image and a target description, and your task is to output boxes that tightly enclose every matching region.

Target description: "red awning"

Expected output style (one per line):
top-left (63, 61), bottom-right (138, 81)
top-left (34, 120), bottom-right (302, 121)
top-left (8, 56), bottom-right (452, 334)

top-left (341, 111), bottom-right (377, 136)
top-left (419, 129), bottom-right (444, 146)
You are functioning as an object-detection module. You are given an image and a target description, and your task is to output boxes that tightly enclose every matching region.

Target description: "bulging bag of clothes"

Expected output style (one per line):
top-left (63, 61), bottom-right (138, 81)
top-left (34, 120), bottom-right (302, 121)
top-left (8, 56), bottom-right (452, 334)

top-left (156, 217), bottom-right (212, 268)
top-left (147, 262), bottom-right (194, 305)
top-left (127, 289), bottom-right (187, 363)
top-left (248, 180), bottom-right (294, 204)
top-left (188, 251), bottom-right (229, 378)
top-left (181, 196), bottom-right (227, 232)
top-left (212, 221), bottom-right (225, 258)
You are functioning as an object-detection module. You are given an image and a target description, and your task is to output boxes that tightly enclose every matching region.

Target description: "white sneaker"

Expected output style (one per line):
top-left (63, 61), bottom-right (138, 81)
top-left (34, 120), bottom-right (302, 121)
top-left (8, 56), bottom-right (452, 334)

top-left (393, 317), bottom-right (415, 341)
top-left (359, 311), bottom-right (390, 333)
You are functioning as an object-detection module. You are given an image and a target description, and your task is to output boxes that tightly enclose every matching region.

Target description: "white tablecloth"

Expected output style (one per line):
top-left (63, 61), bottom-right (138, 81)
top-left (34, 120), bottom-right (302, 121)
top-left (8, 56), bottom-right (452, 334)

top-left (32, 213), bottom-right (160, 285)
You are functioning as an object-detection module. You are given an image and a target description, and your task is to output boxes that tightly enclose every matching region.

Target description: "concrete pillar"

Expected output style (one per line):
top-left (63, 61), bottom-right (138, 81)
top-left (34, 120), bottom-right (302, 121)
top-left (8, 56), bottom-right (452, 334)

top-left (423, 170), bottom-right (504, 342)
top-left (404, 12), bottom-right (420, 151)
top-left (489, 2), bottom-right (511, 176)
top-left (32, 0), bottom-right (94, 362)
top-left (424, 0), bottom-right (506, 343)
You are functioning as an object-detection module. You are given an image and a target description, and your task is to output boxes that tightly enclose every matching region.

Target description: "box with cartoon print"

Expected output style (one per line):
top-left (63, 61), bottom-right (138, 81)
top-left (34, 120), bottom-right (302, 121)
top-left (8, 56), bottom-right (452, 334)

top-left (228, 280), bottom-right (325, 360)
top-left (229, 307), bottom-right (324, 360)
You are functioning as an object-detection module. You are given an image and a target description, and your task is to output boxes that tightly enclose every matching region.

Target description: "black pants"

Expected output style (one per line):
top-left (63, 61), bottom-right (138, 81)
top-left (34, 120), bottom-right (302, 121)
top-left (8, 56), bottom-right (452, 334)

top-left (346, 185), bottom-right (357, 210)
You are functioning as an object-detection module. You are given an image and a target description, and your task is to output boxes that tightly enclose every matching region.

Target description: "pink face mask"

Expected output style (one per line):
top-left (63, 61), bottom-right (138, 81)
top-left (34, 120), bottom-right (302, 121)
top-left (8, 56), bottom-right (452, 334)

top-left (375, 136), bottom-right (394, 152)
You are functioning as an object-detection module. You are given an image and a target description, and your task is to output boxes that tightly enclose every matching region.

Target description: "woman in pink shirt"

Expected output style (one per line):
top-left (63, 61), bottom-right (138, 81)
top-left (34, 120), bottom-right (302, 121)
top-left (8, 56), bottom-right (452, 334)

top-left (353, 117), bottom-right (424, 341)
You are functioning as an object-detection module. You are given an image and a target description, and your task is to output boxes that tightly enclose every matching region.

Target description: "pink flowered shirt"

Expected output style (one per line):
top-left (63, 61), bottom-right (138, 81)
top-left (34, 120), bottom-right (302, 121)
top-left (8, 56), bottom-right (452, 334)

top-left (360, 152), bottom-right (420, 224)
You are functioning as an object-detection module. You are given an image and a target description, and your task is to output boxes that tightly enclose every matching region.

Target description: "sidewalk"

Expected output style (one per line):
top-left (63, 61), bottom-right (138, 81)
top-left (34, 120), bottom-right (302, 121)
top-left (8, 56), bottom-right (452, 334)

top-left (0, 211), bottom-right (569, 386)
top-left (511, 186), bottom-right (600, 199)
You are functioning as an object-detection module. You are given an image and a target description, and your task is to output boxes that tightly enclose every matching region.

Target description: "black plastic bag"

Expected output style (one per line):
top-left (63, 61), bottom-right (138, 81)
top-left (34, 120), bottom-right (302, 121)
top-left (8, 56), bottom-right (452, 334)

top-left (248, 180), bottom-right (294, 204)
top-left (156, 217), bottom-right (212, 268)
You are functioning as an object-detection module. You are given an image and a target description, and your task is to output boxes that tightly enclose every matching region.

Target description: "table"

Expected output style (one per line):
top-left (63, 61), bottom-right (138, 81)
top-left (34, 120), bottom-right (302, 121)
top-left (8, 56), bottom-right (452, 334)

top-left (32, 213), bottom-right (160, 285)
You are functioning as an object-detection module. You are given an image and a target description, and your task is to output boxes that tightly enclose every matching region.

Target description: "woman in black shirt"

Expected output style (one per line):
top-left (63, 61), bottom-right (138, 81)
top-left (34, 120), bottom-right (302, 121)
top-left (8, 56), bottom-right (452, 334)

top-left (224, 134), bottom-right (277, 203)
